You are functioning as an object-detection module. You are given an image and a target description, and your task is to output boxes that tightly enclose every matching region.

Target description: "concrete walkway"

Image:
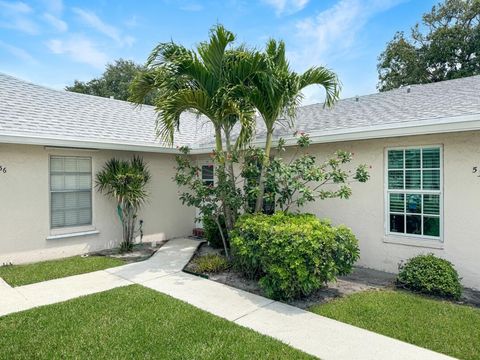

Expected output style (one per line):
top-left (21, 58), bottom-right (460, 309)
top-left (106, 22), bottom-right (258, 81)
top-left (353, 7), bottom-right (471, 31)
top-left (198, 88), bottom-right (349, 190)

top-left (0, 238), bottom-right (454, 360)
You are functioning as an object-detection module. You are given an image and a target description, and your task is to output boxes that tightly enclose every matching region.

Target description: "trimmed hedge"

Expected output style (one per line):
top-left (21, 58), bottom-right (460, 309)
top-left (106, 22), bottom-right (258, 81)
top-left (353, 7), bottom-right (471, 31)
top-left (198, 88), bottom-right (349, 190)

top-left (397, 254), bottom-right (462, 300)
top-left (230, 212), bottom-right (359, 300)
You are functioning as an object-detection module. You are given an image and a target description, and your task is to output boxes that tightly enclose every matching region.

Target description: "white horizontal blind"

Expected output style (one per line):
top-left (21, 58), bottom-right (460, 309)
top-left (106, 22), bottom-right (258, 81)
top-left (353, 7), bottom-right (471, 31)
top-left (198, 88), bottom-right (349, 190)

top-left (50, 156), bottom-right (92, 228)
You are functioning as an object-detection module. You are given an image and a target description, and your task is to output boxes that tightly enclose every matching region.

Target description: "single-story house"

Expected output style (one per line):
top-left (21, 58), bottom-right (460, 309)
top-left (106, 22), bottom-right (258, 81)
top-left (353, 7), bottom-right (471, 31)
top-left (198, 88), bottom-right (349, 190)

top-left (1, 72), bottom-right (479, 290)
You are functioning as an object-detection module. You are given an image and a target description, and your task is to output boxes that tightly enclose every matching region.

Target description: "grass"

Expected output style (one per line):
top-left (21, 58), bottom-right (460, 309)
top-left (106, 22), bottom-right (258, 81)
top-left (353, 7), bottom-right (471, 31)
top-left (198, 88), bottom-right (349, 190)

top-left (0, 285), bottom-right (313, 359)
top-left (0, 255), bottom-right (125, 286)
top-left (310, 289), bottom-right (480, 360)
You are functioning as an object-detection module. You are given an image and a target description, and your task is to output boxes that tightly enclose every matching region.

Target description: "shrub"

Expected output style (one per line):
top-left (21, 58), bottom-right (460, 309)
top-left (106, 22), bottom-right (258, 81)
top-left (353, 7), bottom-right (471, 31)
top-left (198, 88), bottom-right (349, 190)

top-left (397, 254), bottom-right (462, 300)
top-left (231, 212), bottom-right (360, 300)
top-left (192, 254), bottom-right (229, 273)
top-left (202, 215), bottom-right (227, 249)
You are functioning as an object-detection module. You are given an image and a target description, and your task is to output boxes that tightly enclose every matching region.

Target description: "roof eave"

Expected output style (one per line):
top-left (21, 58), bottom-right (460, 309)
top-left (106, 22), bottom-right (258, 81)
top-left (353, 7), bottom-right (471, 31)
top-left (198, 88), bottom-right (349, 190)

top-left (233, 113), bottom-right (480, 152)
top-left (0, 133), bottom-right (182, 154)
top-left (2, 113), bottom-right (480, 154)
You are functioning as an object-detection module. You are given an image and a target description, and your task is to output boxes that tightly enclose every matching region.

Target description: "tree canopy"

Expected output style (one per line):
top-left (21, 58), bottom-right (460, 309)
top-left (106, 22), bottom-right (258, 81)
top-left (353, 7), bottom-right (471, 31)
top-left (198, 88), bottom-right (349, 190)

top-left (66, 59), bottom-right (155, 105)
top-left (378, 0), bottom-right (480, 91)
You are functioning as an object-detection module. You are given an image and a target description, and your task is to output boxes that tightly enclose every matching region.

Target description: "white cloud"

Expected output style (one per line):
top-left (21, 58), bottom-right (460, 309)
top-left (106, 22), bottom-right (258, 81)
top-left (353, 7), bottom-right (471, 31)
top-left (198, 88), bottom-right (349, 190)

top-left (72, 8), bottom-right (134, 47)
top-left (46, 35), bottom-right (108, 69)
top-left (291, 0), bottom-right (405, 104)
top-left (43, 13), bottom-right (67, 32)
top-left (263, 0), bottom-right (309, 15)
top-left (125, 15), bottom-right (138, 28)
top-left (41, 0), bottom-right (63, 15)
top-left (180, 3), bottom-right (204, 12)
top-left (0, 40), bottom-right (37, 63)
top-left (0, 1), bottom-right (38, 34)
top-left (0, 0), bottom-right (32, 14)
top-left (295, 0), bottom-right (404, 65)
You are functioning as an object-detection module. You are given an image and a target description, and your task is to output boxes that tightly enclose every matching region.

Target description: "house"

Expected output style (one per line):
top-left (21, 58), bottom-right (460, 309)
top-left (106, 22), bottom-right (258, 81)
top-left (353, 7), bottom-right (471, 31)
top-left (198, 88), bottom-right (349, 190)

top-left (1, 72), bottom-right (479, 290)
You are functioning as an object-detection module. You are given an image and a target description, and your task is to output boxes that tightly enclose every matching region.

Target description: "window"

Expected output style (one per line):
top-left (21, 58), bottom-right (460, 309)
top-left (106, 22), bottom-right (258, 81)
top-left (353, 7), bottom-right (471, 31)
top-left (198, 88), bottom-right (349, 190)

top-left (386, 146), bottom-right (442, 239)
top-left (50, 156), bottom-right (92, 228)
top-left (201, 165), bottom-right (214, 186)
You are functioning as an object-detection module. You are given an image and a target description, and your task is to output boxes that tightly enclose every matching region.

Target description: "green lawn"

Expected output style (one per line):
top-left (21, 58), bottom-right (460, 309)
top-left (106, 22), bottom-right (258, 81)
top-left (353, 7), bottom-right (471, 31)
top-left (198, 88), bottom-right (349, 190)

top-left (310, 290), bottom-right (480, 360)
top-left (0, 285), bottom-right (312, 359)
top-left (0, 256), bottom-right (125, 286)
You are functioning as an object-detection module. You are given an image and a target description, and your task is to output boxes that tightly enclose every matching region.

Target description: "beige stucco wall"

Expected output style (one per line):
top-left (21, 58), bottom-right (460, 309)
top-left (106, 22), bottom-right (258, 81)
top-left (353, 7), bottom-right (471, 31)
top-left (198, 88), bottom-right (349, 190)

top-left (298, 131), bottom-right (480, 290)
top-left (0, 143), bottom-right (195, 264)
top-left (1, 131), bottom-right (479, 290)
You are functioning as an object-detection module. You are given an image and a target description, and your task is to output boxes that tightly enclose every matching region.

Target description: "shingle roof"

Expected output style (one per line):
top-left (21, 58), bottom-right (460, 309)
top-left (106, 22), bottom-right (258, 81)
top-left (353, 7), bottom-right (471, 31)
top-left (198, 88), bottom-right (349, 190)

top-left (1, 72), bottom-right (480, 152)
top-left (0, 72), bottom-right (213, 149)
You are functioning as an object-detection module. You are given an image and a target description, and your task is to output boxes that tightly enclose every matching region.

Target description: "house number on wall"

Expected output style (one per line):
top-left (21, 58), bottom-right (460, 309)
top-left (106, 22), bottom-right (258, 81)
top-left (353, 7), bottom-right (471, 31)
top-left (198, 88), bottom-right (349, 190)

top-left (0, 166), bottom-right (6, 174)
top-left (473, 167), bottom-right (480, 177)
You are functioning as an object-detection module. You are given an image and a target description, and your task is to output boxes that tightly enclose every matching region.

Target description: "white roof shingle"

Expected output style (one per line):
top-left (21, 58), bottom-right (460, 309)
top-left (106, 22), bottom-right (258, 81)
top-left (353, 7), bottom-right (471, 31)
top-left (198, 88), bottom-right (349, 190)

top-left (1, 72), bottom-right (480, 152)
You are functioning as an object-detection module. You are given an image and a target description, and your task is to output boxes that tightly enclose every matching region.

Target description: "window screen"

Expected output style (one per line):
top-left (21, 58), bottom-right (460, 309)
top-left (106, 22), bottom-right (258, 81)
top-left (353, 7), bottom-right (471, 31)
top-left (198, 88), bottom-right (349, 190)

top-left (50, 156), bottom-right (92, 228)
top-left (386, 147), bottom-right (441, 238)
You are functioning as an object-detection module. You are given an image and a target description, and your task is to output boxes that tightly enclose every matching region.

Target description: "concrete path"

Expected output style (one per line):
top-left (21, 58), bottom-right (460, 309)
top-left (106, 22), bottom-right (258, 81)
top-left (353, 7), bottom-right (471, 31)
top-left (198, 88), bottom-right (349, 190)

top-left (0, 238), bottom-right (454, 360)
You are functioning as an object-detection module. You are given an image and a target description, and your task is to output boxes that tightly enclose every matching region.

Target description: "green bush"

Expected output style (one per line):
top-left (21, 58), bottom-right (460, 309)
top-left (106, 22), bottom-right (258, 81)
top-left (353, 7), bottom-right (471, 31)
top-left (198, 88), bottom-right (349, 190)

top-left (203, 215), bottom-right (227, 249)
top-left (192, 254), bottom-right (229, 273)
top-left (230, 212), bottom-right (360, 300)
top-left (397, 254), bottom-right (462, 300)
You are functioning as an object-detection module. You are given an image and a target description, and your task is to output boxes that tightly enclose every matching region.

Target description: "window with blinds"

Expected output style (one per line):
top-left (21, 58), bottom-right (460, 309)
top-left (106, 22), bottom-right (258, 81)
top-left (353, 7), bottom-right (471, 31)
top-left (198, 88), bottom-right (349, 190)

top-left (386, 147), bottom-right (442, 239)
top-left (50, 156), bottom-right (92, 228)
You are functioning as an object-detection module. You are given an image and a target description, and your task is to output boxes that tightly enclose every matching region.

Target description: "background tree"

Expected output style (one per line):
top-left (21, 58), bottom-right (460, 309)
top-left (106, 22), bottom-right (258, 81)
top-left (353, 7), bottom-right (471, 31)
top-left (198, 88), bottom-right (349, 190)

top-left (66, 59), bottom-right (156, 105)
top-left (378, 0), bottom-right (480, 91)
top-left (96, 157), bottom-right (151, 252)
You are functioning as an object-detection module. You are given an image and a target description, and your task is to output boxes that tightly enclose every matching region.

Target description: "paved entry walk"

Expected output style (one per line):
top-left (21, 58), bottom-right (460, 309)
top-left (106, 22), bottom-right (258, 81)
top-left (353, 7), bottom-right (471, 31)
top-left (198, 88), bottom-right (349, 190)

top-left (0, 238), bottom-right (453, 360)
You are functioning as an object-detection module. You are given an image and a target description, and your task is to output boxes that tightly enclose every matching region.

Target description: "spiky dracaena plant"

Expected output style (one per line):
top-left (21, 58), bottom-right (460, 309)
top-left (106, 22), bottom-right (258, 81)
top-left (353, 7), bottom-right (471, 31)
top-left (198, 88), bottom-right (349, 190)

top-left (96, 157), bottom-right (151, 252)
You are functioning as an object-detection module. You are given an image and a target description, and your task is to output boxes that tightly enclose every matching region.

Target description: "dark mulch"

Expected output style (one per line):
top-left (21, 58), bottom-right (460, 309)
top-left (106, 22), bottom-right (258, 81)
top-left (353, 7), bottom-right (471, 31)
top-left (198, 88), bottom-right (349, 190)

top-left (184, 242), bottom-right (480, 309)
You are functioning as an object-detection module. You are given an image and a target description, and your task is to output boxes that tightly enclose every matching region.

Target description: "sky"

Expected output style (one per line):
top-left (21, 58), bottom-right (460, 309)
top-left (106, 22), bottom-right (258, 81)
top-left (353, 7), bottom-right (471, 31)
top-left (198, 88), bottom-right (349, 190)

top-left (0, 0), bottom-right (439, 104)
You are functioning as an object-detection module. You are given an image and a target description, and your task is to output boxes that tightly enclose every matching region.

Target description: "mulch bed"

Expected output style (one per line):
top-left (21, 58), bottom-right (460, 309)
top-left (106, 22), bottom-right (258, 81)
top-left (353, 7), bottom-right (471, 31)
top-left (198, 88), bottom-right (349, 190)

top-left (184, 242), bottom-right (480, 309)
top-left (90, 240), bottom-right (167, 264)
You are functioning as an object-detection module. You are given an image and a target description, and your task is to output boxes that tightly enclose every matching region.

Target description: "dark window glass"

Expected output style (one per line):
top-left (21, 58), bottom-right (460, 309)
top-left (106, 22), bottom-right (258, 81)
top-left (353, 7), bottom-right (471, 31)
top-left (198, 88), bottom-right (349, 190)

top-left (406, 215), bottom-right (422, 235)
top-left (390, 214), bottom-right (405, 233)
top-left (424, 217), bottom-right (440, 237)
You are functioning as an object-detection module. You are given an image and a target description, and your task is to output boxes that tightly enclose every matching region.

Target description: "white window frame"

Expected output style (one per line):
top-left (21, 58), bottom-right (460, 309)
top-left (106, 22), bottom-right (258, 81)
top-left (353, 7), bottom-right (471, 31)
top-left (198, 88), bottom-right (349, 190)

top-left (49, 155), bottom-right (93, 230)
top-left (384, 145), bottom-right (443, 242)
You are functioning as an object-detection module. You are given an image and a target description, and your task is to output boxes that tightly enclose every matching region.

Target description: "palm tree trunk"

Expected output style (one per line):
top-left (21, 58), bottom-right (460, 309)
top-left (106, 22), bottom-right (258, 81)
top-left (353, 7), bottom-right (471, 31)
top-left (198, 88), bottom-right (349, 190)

top-left (255, 130), bottom-right (273, 213)
top-left (224, 129), bottom-right (237, 225)
top-left (214, 125), bottom-right (234, 231)
top-left (215, 215), bottom-right (230, 259)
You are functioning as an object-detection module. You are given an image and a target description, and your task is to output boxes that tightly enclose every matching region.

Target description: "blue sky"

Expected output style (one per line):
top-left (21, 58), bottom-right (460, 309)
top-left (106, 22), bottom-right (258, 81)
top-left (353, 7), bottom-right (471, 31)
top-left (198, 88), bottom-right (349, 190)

top-left (0, 0), bottom-right (438, 104)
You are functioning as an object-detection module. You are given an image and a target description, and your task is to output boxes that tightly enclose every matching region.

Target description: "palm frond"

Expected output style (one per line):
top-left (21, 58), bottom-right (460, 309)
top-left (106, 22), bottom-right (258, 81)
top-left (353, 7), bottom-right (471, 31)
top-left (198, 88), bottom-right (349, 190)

top-left (155, 88), bottom-right (215, 146)
top-left (297, 67), bottom-right (341, 107)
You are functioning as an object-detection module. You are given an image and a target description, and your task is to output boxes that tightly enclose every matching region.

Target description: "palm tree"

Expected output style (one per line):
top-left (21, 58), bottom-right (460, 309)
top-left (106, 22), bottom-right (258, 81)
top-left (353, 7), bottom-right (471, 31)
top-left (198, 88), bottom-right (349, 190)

top-left (130, 25), bottom-right (261, 153)
top-left (96, 157), bottom-right (151, 252)
top-left (248, 39), bottom-right (340, 212)
top-left (130, 24), bottom-right (264, 230)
